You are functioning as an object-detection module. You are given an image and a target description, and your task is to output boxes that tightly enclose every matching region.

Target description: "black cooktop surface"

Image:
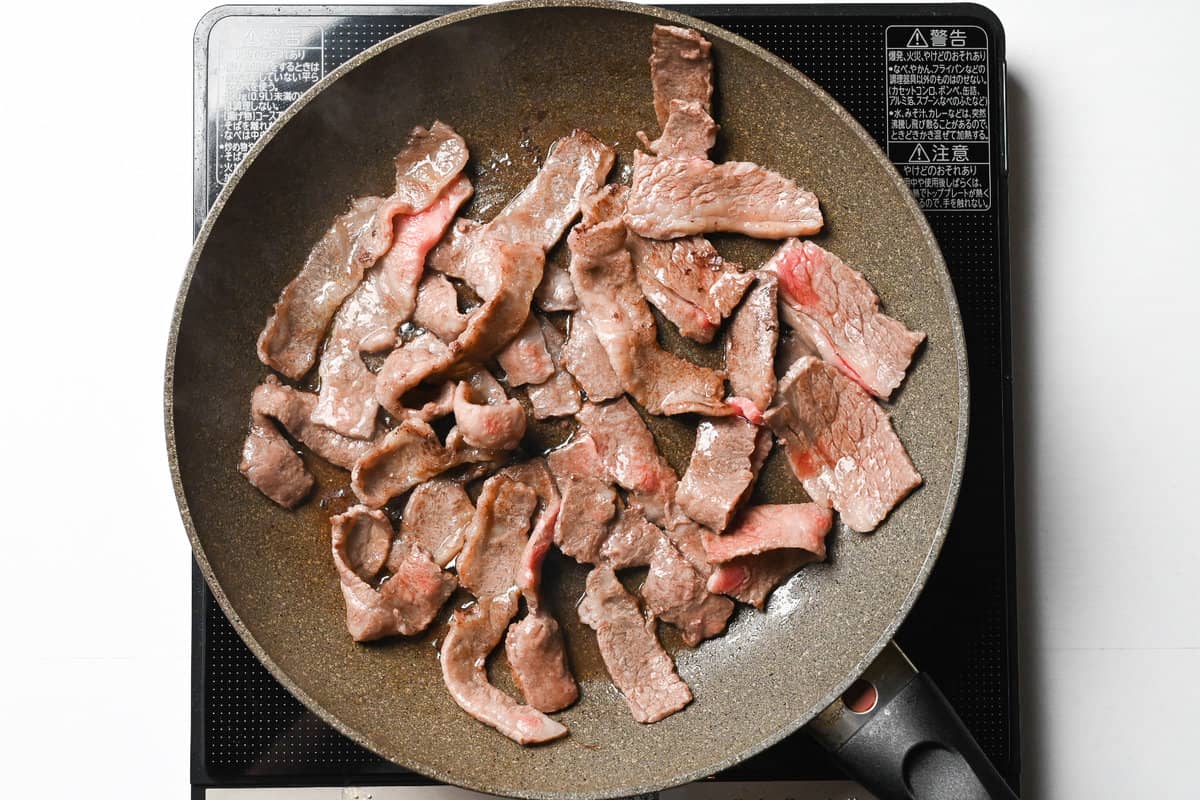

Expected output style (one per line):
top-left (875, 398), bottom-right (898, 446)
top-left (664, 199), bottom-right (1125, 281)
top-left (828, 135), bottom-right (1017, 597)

top-left (190, 4), bottom-right (1014, 796)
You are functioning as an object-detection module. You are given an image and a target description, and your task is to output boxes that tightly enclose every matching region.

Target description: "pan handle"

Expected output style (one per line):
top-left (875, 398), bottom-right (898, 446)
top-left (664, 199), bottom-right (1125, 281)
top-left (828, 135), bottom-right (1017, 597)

top-left (806, 642), bottom-right (1018, 800)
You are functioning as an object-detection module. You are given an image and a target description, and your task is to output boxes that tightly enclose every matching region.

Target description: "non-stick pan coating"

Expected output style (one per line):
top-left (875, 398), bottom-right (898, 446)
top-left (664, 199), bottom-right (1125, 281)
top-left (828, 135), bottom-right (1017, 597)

top-left (167, 2), bottom-right (968, 796)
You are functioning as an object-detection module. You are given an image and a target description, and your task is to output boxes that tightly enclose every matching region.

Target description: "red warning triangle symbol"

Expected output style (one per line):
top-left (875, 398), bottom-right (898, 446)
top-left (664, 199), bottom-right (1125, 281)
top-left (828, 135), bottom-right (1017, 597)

top-left (909, 143), bottom-right (931, 163)
top-left (907, 29), bottom-right (929, 48)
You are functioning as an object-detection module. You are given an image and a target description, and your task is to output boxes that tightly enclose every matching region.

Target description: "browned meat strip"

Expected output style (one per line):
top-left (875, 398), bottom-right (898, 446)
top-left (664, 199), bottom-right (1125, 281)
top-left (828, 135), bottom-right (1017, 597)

top-left (767, 356), bottom-right (922, 532)
top-left (412, 272), bottom-right (469, 342)
top-left (577, 399), bottom-right (678, 523)
top-left (643, 100), bottom-right (718, 160)
top-left (625, 152), bottom-right (823, 240)
top-left (561, 314), bottom-right (623, 402)
top-left (707, 550), bottom-right (819, 609)
top-left (440, 590), bottom-right (568, 745)
top-left (313, 177), bottom-right (472, 438)
top-left (373, 332), bottom-right (455, 418)
top-left (258, 123), bottom-right (468, 378)
top-left (400, 480), bottom-right (476, 568)
top-left (600, 503), bottom-right (664, 569)
top-left (578, 566), bottom-right (692, 723)
top-left (452, 370), bottom-right (526, 451)
top-left (701, 503), bottom-right (832, 563)
top-left (649, 25), bottom-right (713, 128)
top-left (526, 318), bottom-right (583, 420)
top-left (568, 188), bottom-right (729, 416)
top-left (626, 231), bottom-right (752, 344)
top-left (246, 376), bottom-right (376, 471)
top-left (331, 506), bottom-right (456, 641)
top-left (725, 272), bottom-right (779, 413)
top-left (349, 419), bottom-right (452, 508)
top-left (641, 537), bottom-right (734, 647)
top-left (675, 418), bottom-right (767, 534)
top-left (769, 239), bottom-right (926, 400)
top-left (551, 475), bottom-right (618, 564)
top-left (495, 314), bottom-right (555, 387)
top-left (238, 410), bottom-right (313, 509)
top-left (457, 475), bottom-right (538, 598)
top-left (496, 459), bottom-right (561, 607)
top-left (506, 613), bottom-right (578, 713)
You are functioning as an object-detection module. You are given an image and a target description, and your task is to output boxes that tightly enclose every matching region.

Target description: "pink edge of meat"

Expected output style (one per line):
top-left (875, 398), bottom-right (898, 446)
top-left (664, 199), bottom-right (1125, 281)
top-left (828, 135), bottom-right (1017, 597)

top-left (727, 396), bottom-right (765, 424)
top-left (701, 504), bottom-right (833, 564)
top-left (518, 497), bottom-right (562, 610)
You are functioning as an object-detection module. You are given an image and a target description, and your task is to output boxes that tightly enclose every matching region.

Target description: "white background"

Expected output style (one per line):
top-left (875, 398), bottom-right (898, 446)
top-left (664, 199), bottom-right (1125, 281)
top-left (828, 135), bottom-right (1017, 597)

top-left (2, 0), bottom-right (1196, 797)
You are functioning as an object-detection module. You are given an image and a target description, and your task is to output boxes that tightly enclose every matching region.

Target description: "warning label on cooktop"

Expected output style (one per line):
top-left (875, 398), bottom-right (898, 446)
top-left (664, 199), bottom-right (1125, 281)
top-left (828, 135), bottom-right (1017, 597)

top-left (886, 25), bottom-right (991, 211)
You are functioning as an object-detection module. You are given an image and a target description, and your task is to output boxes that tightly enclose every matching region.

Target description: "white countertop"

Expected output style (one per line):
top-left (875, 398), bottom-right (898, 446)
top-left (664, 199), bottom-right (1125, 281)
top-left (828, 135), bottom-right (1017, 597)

top-left (2, 1), bottom-right (1196, 797)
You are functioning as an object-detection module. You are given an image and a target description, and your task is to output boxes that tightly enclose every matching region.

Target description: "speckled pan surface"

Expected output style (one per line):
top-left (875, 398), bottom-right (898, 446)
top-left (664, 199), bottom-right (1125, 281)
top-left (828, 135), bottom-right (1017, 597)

top-left (166, 1), bottom-right (968, 797)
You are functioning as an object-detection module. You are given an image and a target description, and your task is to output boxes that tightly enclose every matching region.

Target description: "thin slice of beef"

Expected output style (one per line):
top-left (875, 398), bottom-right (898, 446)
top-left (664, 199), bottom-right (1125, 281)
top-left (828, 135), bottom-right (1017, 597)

top-left (457, 475), bottom-right (538, 598)
top-left (495, 314), bottom-right (555, 387)
top-left (725, 272), bottom-right (779, 413)
top-left (766, 356), bottom-right (922, 532)
top-left (533, 258), bottom-right (579, 312)
top-left (412, 272), bottom-right (469, 342)
top-left (526, 317), bottom-right (583, 420)
top-left (578, 566), bottom-right (692, 723)
top-left (568, 187), bottom-right (729, 416)
top-left (776, 329), bottom-right (819, 376)
top-left (675, 417), bottom-right (767, 534)
top-left (599, 503), bottom-right (664, 569)
top-left (701, 503), bottom-right (833, 563)
top-left (331, 506), bottom-right (456, 641)
top-left (640, 537), bottom-right (734, 647)
top-left (400, 479), bottom-right (476, 568)
top-left (496, 459), bottom-right (561, 608)
top-left (440, 589), bottom-right (568, 745)
top-left (239, 410), bottom-right (313, 508)
top-left (649, 25), bottom-right (713, 128)
top-left (247, 376), bottom-right (376, 471)
top-left (258, 123), bottom-right (468, 378)
top-left (768, 239), bottom-right (926, 400)
top-left (707, 549), bottom-right (819, 609)
top-left (561, 314), bottom-right (623, 402)
top-left (624, 152), bottom-right (823, 240)
top-left (452, 370), bottom-right (526, 451)
top-left (643, 99), bottom-right (719, 160)
top-left (313, 177), bottom-right (472, 438)
top-left (374, 332), bottom-right (455, 418)
top-left (626, 231), bottom-right (753, 344)
top-left (550, 475), bottom-right (618, 564)
top-left (506, 612), bottom-right (578, 713)
top-left (349, 419), bottom-right (452, 508)
top-left (426, 217), bottom-right (481, 282)
top-left (577, 399), bottom-right (678, 523)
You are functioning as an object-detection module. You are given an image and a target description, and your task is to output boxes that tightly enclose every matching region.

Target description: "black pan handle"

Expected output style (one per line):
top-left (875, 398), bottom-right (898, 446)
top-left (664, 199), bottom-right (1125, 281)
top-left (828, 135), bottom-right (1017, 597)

top-left (806, 642), bottom-right (1018, 800)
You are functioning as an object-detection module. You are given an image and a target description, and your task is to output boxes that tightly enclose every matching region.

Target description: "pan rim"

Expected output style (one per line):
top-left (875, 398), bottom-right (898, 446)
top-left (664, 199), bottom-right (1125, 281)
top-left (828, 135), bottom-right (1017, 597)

top-left (165, 1), bottom-right (970, 796)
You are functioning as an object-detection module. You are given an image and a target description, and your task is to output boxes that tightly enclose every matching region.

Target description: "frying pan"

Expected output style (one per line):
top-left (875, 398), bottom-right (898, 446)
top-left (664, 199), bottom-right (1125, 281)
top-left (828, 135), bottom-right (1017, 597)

top-left (167, 2), bottom-right (1016, 798)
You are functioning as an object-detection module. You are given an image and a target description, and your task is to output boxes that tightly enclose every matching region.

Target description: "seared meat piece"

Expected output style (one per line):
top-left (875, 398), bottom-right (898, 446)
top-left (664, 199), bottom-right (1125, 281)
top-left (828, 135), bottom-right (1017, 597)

top-left (649, 25), bottom-right (713, 128)
top-left (578, 566), bottom-right (692, 723)
top-left (506, 612), bottom-right (578, 713)
top-left (725, 273), bottom-right (779, 414)
top-left (701, 504), bottom-right (832, 563)
top-left (400, 480), bottom-right (476, 568)
top-left (533, 259), bottom-right (579, 312)
top-left (246, 375), bottom-right (376, 470)
top-left (526, 318), bottom-right (583, 420)
top-left (457, 475), bottom-right (538, 598)
top-left (239, 410), bottom-right (313, 509)
top-left (313, 176), bottom-right (472, 438)
top-left (561, 314), bottom-right (623, 402)
top-left (577, 399), bottom-right (678, 524)
top-left (258, 123), bottom-right (468, 378)
top-left (440, 590), bottom-right (568, 745)
top-left (426, 217), bottom-right (481, 282)
top-left (767, 356), bottom-right (922, 532)
top-left (551, 475), bottom-right (618, 564)
top-left (567, 186), bottom-right (729, 416)
top-left (331, 506), bottom-right (456, 641)
top-left (349, 419), bottom-right (450, 508)
top-left (707, 550), bottom-right (820, 609)
top-left (626, 230), bottom-right (752, 344)
top-left (600, 503), bottom-right (664, 569)
top-left (412, 272), bottom-right (469, 343)
top-left (496, 314), bottom-right (555, 387)
top-left (676, 417), bottom-right (768, 533)
top-left (452, 370), bottom-right (526, 451)
top-left (643, 99), bottom-right (718, 160)
top-left (625, 152), bottom-right (823, 240)
top-left (641, 537), bottom-right (734, 647)
top-left (769, 239), bottom-right (925, 400)
top-left (374, 332), bottom-right (455, 419)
